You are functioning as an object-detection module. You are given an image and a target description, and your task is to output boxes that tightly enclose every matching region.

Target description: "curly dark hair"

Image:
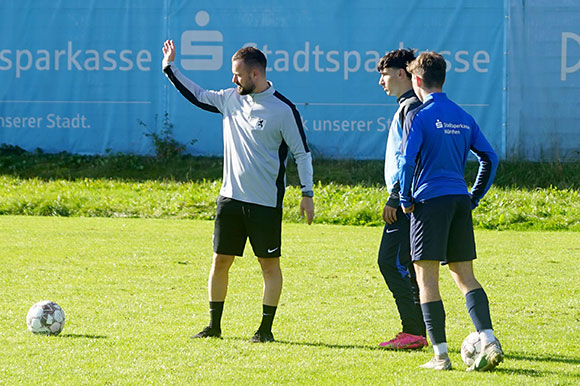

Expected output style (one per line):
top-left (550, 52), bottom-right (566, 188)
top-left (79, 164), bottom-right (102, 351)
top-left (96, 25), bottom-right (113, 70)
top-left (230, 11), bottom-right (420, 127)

top-left (376, 48), bottom-right (416, 78)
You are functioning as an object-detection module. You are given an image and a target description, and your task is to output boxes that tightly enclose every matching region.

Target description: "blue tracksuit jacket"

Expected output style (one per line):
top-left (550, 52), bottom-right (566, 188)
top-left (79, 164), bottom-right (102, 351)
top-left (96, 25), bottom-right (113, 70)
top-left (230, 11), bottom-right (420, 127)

top-left (399, 93), bottom-right (498, 208)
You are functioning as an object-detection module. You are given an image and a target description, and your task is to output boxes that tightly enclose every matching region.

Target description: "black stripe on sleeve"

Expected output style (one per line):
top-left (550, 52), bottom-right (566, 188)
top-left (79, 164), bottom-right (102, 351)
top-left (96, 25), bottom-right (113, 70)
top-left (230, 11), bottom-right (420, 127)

top-left (469, 145), bottom-right (493, 202)
top-left (273, 91), bottom-right (310, 152)
top-left (398, 95), bottom-right (422, 128)
top-left (275, 140), bottom-right (289, 208)
top-left (163, 66), bottom-right (221, 114)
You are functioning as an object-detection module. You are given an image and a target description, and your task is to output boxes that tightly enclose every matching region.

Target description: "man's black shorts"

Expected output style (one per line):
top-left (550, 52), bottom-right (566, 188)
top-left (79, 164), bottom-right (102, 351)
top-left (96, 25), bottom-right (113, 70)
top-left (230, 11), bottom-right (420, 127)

top-left (410, 194), bottom-right (476, 264)
top-left (213, 196), bottom-right (282, 258)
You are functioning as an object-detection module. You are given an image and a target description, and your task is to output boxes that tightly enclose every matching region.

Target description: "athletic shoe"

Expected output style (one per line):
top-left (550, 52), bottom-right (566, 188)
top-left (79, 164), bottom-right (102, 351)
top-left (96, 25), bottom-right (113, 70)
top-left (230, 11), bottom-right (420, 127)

top-left (192, 326), bottom-right (221, 339)
top-left (467, 339), bottom-right (504, 372)
top-left (420, 353), bottom-right (452, 370)
top-left (250, 330), bottom-right (275, 343)
top-left (379, 332), bottom-right (428, 349)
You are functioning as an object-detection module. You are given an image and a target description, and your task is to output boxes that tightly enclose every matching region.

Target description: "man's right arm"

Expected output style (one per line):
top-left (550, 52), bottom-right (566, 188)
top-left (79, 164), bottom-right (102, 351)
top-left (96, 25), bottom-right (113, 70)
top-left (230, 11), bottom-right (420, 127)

top-left (161, 40), bottom-right (224, 114)
top-left (399, 113), bottom-right (423, 211)
top-left (382, 182), bottom-right (399, 224)
top-left (385, 96), bottom-right (421, 221)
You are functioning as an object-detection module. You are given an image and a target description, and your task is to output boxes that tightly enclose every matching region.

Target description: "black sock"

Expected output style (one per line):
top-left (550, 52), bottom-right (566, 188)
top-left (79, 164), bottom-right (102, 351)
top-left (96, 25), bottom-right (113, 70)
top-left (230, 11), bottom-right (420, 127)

top-left (420, 300), bottom-right (446, 345)
top-left (258, 304), bottom-right (277, 333)
top-left (209, 301), bottom-right (224, 331)
top-left (465, 288), bottom-right (493, 331)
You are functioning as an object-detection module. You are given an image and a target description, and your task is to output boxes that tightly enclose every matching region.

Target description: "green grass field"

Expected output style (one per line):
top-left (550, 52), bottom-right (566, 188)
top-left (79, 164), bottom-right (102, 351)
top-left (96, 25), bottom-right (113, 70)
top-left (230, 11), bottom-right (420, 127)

top-left (1, 216), bottom-right (578, 385)
top-left (1, 152), bottom-right (579, 231)
top-left (1, 176), bottom-right (578, 231)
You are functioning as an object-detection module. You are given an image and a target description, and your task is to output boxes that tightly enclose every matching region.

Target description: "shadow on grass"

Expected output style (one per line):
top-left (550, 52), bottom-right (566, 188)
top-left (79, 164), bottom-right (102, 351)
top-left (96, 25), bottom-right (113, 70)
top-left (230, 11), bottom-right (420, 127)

top-left (505, 351), bottom-right (580, 365)
top-left (270, 344), bottom-right (580, 368)
top-left (219, 338), bottom-right (580, 367)
top-left (494, 366), bottom-right (579, 380)
top-left (196, 337), bottom-right (580, 378)
top-left (223, 336), bottom-right (419, 352)
top-left (493, 367), bottom-right (552, 377)
top-left (273, 339), bottom-right (387, 351)
top-left (59, 333), bottom-right (107, 339)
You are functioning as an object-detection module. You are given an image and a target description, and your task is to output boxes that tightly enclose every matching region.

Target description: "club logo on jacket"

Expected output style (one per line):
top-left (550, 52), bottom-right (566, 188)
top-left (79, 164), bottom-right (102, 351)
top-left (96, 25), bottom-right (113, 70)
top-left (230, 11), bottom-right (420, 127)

top-left (256, 118), bottom-right (265, 129)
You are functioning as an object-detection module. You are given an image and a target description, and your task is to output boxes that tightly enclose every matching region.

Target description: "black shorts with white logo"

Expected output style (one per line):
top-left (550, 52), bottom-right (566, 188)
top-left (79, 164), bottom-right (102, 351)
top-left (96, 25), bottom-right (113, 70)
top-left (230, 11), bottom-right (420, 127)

top-left (213, 195), bottom-right (282, 258)
top-left (410, 194), bottom-right (476, 264)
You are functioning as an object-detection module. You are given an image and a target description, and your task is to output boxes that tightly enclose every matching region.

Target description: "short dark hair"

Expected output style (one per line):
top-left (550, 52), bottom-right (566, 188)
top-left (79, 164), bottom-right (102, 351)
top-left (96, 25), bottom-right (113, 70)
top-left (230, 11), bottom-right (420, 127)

top-left (376, 48), bottom-right (416, 79)
top-left (406, 51), bottom-right (446, 88)
top-left (232, 47), bottom-right (267, 72)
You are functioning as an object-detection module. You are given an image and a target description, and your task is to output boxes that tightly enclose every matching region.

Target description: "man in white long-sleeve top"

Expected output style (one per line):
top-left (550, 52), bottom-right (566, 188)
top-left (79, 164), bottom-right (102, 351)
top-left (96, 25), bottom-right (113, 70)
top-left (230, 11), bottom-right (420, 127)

top-left (162, 40), bottom-right (314, 343)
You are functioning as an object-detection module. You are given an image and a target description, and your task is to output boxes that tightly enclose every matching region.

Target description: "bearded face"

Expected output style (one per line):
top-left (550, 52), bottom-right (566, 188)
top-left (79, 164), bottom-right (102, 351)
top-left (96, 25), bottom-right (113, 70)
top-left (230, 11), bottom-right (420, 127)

top-left (232, 59), bottom-right (257, 95)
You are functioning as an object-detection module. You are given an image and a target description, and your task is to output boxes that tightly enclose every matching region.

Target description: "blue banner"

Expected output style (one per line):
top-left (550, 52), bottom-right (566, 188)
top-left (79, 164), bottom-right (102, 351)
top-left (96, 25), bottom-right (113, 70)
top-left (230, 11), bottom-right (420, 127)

top-left (3, 1), bottom-right (573, 161)
top-left (165, 0), bottom-right (505, 159)
top-left (507, 0), bottom-right (580, 161)
top-left (0, 1), bottom-right (164, 154)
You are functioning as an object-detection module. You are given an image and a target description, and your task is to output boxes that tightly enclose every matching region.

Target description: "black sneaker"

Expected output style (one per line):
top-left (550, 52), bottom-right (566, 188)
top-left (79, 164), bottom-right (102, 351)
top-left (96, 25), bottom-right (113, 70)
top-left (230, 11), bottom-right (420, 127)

top-left (192, 326), bottom-right (221, 339)
top-left (250, 330), bottom-right (275, 343)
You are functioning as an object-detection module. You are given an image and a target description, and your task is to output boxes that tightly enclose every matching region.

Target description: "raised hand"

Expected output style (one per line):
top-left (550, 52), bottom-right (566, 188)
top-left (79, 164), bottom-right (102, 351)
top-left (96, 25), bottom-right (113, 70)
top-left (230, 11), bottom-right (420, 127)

top-left (162, 40), bottom-right (176, 63)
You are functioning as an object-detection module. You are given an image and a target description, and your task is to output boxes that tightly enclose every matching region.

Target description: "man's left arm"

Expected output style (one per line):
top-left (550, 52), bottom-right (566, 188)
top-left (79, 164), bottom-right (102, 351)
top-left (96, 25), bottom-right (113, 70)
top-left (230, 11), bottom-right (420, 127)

top-left (281, 108), bottom-right (314, 224)
top-left (469, 124), bottom-right (498, 209)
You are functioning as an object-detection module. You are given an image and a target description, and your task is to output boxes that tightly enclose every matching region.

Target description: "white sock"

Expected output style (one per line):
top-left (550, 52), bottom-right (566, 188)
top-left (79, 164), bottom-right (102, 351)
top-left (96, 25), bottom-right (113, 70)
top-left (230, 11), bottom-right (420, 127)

top-left (480, 329), bottom-right (496, 347)
top-left (433, 342), bottom-right (448, 356)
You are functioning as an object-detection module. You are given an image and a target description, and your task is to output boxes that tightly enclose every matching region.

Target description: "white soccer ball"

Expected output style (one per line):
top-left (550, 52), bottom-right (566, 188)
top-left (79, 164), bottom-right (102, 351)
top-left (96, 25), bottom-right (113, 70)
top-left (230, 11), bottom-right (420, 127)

top-left (26, 301), bottom-right (66, 336)
top-left (461, 331), bottom-right (482, 366)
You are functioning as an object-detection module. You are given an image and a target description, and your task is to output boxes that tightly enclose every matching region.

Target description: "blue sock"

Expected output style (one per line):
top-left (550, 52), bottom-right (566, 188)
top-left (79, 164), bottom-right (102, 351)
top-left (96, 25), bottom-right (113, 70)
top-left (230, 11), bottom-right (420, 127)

top-left (465, 288), bottom-right (493, 331)
top-left (420, 300), bottom-right (446, 345)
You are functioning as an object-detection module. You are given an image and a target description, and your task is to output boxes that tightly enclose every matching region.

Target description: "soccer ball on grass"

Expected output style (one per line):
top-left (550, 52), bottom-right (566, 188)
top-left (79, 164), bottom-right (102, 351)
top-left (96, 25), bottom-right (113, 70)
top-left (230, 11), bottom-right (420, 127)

top-left (460, 331), bottom-right (482, 366)
top-left (26, 301), bottom-right (66, 335)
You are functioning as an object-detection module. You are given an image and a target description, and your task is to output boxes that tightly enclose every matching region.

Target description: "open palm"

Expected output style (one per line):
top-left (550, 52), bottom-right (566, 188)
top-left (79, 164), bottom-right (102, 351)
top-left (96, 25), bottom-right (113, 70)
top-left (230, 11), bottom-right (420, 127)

top-left (162, 40), bottom-right (176, 62)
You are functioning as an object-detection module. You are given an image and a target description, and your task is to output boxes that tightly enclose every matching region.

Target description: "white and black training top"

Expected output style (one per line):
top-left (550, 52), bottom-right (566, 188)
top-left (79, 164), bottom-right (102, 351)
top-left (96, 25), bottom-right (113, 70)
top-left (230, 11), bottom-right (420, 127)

top-left (163, 61), bottom-right (313, 208)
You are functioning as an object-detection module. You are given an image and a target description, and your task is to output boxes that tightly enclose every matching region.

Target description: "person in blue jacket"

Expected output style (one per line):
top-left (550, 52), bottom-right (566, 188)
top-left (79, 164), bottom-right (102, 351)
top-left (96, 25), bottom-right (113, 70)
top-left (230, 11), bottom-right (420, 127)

top-left (376, 49), bottom-right (426, 350)
top-left (399, 51), bottom-right (503, 371)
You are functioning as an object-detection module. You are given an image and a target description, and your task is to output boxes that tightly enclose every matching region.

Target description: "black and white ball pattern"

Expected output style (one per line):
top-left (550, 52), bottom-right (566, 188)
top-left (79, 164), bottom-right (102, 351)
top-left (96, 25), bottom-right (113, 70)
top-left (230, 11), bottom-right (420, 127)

top-left (26, 301), bottom-right (65, 335)
top-left (460, 331), bottom-right (482, 366)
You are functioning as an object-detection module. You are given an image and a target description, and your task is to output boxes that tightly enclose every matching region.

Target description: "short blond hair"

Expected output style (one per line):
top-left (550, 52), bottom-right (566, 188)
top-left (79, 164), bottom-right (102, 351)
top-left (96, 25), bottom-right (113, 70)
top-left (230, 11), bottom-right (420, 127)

top-left (406, 52), bottom-right (446, 88)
